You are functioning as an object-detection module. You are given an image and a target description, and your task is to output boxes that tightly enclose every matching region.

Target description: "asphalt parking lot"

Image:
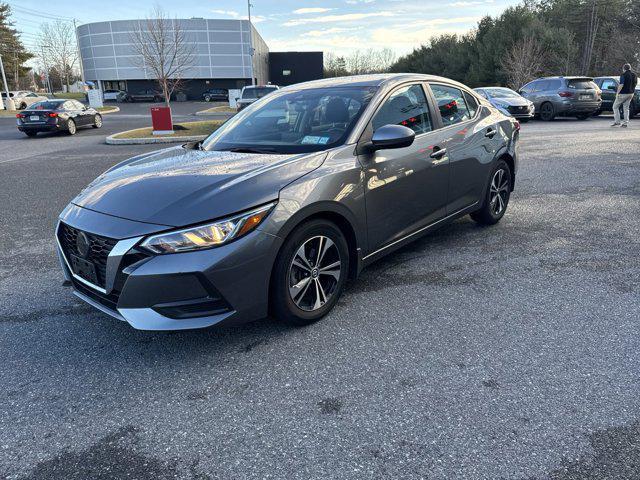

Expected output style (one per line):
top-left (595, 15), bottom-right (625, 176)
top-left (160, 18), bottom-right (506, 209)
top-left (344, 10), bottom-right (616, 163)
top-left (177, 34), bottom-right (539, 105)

top-left (0, 110), bottom-right (639, 479)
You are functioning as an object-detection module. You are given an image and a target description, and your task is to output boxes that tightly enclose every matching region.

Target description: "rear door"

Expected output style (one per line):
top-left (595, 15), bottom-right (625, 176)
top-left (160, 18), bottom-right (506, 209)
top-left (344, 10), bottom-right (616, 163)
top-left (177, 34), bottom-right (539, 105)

top-left (428, 83), bottom-right (499, 213)
top-left (598, 78), bottom-right (617, 110)
top-left (358, 83), bottom-right (449, 251)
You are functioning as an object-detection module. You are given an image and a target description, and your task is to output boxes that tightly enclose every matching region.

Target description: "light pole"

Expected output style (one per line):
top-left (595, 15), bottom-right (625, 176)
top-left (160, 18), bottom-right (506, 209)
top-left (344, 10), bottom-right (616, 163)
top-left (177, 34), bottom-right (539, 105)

top-left (247, 0), bottom-right (255, 86)
top-left (0, 53), bottom-right (15, 111)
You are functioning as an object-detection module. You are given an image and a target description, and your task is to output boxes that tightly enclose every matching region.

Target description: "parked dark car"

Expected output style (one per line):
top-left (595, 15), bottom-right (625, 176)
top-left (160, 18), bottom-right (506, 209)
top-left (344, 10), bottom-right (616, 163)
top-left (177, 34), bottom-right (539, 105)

top-left (202, 89), bottom-right (228, 102)
top-left (593, 76), bottom-right (640, 118)
top-left (518, 76), bottom-right (601, 121)
top-left (474, 87), bottom-right (535, 122)
top-left (16, 99), bottom-right (102, 137)
top-left (236, 85), bottom-right (279, 111)
top-left (56, 74), bottom-right (519, 331)
top-left (124, 90), bottom-right (165, 103)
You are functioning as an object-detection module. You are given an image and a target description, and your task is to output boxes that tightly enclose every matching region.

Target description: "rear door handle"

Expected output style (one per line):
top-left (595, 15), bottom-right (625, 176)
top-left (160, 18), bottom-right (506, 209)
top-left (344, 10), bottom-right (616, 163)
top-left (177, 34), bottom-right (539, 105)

top-left (485, 128), bottom-right (497, 138)
top-left (430, 147), bottom-right (447, 159)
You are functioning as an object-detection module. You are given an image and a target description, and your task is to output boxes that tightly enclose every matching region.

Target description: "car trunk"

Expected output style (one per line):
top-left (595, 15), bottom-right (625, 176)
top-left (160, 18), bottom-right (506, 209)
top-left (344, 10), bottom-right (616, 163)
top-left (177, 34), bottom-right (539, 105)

top-left (566, 78), bottom-right (598, 102)
top-left (18, 110), bottom-right (57, 125)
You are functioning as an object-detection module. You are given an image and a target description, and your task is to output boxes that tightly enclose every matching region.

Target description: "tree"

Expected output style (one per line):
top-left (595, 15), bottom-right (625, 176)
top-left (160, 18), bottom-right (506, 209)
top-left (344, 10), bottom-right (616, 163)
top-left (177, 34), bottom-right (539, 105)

top-left (501, 35), bottom-right (545, 89)
top-left (0, 3), bottom-right (33, 90)
top-left (129, 6), bottom-right (195, 106)
top-left (37, 20), bottom-right (78, 91)
top-left (324, 53), bottom-right (348, 77)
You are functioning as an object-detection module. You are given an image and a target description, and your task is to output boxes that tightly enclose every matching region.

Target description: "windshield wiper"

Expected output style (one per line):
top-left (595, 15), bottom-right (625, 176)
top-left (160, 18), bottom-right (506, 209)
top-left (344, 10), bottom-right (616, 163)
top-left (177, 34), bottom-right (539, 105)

top-left (222, 147), bottom-right (277, 154)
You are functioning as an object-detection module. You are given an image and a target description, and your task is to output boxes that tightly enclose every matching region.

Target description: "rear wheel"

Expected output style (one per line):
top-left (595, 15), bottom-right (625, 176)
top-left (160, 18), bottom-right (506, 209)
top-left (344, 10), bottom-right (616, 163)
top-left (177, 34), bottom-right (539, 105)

top-left (271, 219), bottom-right (349, 326)
top-left (19, 103), bottom-right (26, 110)
top-left (539, 102), bottom-right (555, 121)
top-left (204, 95), bottom-right (211, 102)
top-left (67, 119), bottom-right (77, 135)
top-left (92, 114), bottom-right (103, 128)
top-left (471, 159), bottom-right (512, 226)
top-left (592, 109), bottom-right (602, 117)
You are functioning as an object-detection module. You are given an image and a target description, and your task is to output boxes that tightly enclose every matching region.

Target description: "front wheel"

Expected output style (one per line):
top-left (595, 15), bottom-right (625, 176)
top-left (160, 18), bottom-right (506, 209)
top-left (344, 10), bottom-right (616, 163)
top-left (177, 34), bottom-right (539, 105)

top-left (471, 160), bottom-right (512, 225)
top-left (92, 114), bottom-right (103, 128)
top-left (67, 119), bottom-right (77, 135)
top-left (271, 220), bottom-right (349, 326)
top-left (539, 102), bottom-right (555, 121)
top-left (576, 113), bottom-right (590, 120)
top-left (204, 95), bottom-right (211, 102)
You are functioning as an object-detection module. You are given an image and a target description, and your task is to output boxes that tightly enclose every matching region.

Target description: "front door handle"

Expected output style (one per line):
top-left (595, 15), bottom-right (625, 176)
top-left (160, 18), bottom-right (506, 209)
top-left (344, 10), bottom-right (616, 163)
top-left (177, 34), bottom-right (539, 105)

top-left (485, 128), bottom-right (497, 138)
top-left (430, 147), bottom-right (447, 159)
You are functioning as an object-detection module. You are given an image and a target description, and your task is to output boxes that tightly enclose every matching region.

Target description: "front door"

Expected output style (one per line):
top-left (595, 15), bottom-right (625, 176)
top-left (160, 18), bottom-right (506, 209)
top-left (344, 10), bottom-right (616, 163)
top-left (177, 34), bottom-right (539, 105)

top-left (358, 83), bottom-right (449, 252)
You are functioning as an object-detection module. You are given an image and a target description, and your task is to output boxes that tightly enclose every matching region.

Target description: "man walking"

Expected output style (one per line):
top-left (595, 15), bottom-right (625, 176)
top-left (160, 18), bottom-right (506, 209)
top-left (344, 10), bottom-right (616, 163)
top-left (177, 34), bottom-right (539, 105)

top-left (612, 63), bottom-right (637, 128)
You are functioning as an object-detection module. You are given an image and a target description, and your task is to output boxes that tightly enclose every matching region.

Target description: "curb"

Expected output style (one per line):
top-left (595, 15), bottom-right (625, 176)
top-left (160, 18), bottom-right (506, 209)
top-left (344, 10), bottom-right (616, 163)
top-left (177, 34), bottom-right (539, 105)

top-left (195, 106), bottom-right (236, 116)
top-left (98, 106), bottom-right (120, 114)
top-left (106, 133), bottom-right (206, 145)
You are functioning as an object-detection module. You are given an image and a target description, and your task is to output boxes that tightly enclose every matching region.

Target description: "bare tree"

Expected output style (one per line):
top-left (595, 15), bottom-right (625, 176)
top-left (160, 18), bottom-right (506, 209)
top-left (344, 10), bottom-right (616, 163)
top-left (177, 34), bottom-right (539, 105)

top-left (501, 35), bottom-right (545, 90)
top-left (129, 6), bottom-right (195, 106)
top-left (37, 20), bottom-right (77, 91)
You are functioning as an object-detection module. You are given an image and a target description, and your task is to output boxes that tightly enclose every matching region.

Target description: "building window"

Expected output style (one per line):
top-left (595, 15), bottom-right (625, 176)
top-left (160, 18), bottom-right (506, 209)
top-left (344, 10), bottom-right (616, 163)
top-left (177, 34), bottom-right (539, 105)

top-left (282, 70), bottom-right (291, 76)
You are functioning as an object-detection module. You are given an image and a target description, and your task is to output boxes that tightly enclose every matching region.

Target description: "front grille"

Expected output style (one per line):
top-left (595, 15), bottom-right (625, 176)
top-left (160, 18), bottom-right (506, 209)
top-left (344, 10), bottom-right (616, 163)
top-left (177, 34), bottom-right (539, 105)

top-left (58, 222), bottom-right (118, 288)
top-left (71, 277), bottom-right (120, 312)
top-left (508, 105), bottom-right (529, 114)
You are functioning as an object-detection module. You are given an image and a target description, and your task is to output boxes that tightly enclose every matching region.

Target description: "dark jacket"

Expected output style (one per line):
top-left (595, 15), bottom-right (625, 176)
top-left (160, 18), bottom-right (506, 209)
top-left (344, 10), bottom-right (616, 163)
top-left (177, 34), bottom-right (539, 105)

top-left (620, 70), bottom-right (638, 94)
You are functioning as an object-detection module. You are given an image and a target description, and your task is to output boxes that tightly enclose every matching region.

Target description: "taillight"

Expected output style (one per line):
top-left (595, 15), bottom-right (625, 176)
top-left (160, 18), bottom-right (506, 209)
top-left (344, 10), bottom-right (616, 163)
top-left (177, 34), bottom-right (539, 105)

top-left (514, 120), bottom-right (521, 132)
top-left (48, 112), bottom-right (58, 118)
top-left (558, 91), bottom-right (573, 98)
top-left (16, 113), bottom-right (25, 118)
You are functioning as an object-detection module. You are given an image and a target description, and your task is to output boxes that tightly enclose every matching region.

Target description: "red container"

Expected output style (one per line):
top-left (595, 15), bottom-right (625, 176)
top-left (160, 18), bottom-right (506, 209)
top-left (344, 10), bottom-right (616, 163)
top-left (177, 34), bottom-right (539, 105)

top-left (151, 106), bottom-right (173, 134)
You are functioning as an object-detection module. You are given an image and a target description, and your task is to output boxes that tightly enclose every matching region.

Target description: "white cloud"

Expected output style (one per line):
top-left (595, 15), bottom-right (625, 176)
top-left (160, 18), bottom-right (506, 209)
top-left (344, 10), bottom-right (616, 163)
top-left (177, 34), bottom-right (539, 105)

top-left (448, 0), bottom-right (494, 6)
top-left (211, 9), bottom-right (240, 18)
top-left (283, 11), bottom-right (396, 27)
top-left (302, 27), bottom-right (361, 37)
top-left (293, 8), bottom-right (334, 14)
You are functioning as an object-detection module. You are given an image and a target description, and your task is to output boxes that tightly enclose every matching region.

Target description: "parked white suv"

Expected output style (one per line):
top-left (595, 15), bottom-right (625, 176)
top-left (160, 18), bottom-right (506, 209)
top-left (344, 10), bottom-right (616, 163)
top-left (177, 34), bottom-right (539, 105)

top-left (236, 85), bottom-right (279, 111)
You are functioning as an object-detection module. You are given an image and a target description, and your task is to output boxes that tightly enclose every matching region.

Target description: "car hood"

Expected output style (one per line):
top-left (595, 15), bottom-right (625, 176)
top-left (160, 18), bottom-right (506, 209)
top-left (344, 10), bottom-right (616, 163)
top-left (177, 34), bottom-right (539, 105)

top-left (72, 145), bottom-right (326, 227)
top-left (492, 97), bottom-right (530, 107)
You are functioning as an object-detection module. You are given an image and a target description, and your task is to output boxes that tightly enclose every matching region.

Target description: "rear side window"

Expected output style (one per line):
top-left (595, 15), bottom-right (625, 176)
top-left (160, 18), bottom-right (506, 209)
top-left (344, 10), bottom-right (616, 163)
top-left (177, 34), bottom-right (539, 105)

top-left (600, 79), bottom-right (617, 91)
top-left (372, 84), bottom-right (432, 135)
top-left (463, 92), bottom-right (478, 117)
top-left (27, 101), bottom-right (62, 110)
top-left (567, 79), bottom-right (596, 89)
top-left (429, 84), bottom-right (473, 127)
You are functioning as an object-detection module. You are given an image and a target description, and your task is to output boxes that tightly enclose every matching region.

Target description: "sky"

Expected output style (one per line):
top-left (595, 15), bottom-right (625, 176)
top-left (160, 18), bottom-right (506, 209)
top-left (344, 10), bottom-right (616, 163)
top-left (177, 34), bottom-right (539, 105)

top-left (8, 0), bottom-right (519, 58)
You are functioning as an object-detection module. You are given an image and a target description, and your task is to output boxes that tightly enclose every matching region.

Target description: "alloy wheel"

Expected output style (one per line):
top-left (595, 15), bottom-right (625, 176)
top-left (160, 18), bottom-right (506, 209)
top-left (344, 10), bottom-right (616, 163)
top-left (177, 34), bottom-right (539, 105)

top-left (288, 235), bottom-right (342, 312)
top-left (489, 168), bottom-right (510, 216)
top-left (67, 120), bottom-right (76, 135)
top-left (94, 115), bottom-right (102, 128)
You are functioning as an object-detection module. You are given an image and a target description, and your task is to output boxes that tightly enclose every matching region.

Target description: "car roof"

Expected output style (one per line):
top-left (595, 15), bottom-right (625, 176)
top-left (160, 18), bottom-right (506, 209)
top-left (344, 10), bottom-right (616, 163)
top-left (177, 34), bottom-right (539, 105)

top-left (279, 73), bottom-right (471, 92)
top-left (538, 76), bottom-right (593, 80)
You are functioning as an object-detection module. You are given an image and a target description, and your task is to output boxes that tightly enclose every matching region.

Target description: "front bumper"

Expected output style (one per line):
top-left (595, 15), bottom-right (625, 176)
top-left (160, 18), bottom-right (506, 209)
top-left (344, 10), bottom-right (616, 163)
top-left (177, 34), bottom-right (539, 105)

top-left (57, 204), bottom-right (282, 331)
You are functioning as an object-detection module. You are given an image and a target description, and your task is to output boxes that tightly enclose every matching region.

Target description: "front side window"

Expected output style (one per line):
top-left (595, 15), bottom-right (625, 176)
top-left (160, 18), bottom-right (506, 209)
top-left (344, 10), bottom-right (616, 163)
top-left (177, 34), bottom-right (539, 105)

top-left (430, 84), bottom-right (473, 127)
top-left (202, 86), bottom-right (377, 154)
top-left (371, 84), bottom-right (432, 135)
top-left (601, 79), bottom-right (617, 91)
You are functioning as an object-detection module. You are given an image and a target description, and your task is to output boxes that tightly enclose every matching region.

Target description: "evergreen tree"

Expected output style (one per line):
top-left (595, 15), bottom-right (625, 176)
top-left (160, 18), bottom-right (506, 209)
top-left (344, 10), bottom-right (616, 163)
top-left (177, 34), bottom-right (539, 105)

top-left (0, 3), bottom-right (34, 90)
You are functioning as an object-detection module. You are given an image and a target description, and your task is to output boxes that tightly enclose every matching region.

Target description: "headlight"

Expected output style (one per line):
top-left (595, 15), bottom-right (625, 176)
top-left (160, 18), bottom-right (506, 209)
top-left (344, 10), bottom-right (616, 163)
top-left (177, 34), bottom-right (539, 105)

top-left (140, 202), bottom-right (276, 254)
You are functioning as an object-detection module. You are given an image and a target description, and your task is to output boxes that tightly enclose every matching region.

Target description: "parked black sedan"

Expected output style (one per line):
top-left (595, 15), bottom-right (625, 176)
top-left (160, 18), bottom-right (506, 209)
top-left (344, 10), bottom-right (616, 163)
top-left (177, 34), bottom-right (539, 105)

top-left (16, 99), bottom-right (102, 137)
top-left (123, 90), bottom-right (165, 103)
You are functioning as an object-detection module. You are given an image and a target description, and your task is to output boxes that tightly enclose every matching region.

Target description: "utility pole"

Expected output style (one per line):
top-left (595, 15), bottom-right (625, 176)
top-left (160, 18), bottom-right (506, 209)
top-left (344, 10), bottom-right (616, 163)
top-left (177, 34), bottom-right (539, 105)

top-left (0, 53), bottom-right (15, 111)
top-left (40, 45), bottom-right (53, 95)
top-left (247, 0), bottom-right (255, 85)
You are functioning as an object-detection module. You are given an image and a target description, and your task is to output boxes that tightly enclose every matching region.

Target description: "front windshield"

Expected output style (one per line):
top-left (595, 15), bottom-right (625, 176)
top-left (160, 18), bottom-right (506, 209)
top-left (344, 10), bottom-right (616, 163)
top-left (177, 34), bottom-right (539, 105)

top-left (241, 87), bottom-right (277, 99)
top-left (484, 88), bottom-right (520, 99)
top-left (202, 86), bottom-right (378, 154)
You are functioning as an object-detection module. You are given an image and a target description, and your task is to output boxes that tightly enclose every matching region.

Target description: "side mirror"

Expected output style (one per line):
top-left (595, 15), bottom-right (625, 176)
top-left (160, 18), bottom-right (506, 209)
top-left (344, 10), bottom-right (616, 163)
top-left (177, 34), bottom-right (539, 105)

top-left (370, 124), bottom-right (415, 151)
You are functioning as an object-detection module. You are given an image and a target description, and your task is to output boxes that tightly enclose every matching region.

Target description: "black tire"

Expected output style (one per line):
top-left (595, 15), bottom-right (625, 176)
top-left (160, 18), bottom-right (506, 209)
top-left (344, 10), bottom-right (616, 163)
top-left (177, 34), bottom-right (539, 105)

top-left (592, 109), bottom-right (602, 117)
top-left (92, 114), bottom-right (103, 128)
top-left (470, 159), bottom-right (512, 226)
top-left (576, 113), bottom-right (590, 120)
top-left (19, 103), bottom-right (26, 110)
top-left (519, 118), bottom-right (529, 123)
top-left (24, 131), bottom-right (38, 137)
top-left (66, 119), bottom-right (77, 135)
top-left (271, 219), bottom-right (349, 326)
top-left (539, 102), bottom-right (555, 121)
top-left (153, 96), bottom-right (161, 103)
top-left (204, 95), bottom-right (211, 102)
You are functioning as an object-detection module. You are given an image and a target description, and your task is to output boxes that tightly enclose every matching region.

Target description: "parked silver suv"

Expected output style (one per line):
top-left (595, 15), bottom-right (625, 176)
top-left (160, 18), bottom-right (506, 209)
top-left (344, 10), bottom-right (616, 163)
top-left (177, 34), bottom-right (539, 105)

top-left (518, 77), bottom-right (601, 121)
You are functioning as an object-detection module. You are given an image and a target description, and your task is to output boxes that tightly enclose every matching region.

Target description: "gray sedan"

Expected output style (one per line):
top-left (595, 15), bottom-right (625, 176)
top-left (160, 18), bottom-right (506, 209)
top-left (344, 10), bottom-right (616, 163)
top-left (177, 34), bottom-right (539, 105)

top-left (56, 74), bottom-right (519, 331)
top-left (474, 87), bottom-right (535, 121)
